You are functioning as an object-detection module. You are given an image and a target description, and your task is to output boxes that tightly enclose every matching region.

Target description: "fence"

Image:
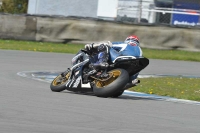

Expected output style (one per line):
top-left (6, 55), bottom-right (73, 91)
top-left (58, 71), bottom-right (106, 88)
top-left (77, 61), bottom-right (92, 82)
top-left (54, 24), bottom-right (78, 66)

top-left (116, 0), bottom-right (200, 28)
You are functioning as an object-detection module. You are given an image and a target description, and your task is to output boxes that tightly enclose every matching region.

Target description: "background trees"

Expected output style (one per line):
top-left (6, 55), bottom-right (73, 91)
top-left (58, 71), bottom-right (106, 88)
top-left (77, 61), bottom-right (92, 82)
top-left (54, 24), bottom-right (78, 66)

top-left (0, 0), bottom-right (28, 14)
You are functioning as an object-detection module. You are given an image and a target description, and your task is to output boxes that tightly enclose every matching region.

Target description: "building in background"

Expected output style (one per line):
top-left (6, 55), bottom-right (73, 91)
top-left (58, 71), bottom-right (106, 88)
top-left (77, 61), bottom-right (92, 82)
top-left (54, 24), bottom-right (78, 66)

top-left (27, 0), bottom-right (200, 26)
top-left (28, 0), bottom-right (156, 23)
top-left (28, 0), bottom-right (99, 18)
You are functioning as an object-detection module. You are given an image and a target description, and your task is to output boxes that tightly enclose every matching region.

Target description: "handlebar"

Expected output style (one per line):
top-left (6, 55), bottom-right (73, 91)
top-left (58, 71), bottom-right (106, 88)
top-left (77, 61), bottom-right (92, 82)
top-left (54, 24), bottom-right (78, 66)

top-left (81, 49), bottom-right (92, 55)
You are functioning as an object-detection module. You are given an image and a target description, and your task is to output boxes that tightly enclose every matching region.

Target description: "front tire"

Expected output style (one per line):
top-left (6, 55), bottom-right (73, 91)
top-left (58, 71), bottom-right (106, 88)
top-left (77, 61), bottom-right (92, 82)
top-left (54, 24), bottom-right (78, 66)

top-left (93, 69), bottom-right (129, 97)
top-left (50, 72), bottom-right (70, 92)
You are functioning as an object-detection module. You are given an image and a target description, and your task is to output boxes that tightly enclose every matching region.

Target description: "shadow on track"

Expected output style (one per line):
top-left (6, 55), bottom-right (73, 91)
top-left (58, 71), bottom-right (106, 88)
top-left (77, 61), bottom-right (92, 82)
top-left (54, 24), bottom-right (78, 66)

top-left (57, 90), bottom-right (157, 101)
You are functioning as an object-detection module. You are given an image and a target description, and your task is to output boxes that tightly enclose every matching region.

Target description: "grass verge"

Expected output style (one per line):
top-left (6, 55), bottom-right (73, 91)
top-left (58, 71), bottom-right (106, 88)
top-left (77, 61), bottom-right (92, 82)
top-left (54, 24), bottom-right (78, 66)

top-left (1, 39), bottom-right (200, 101)
top-left (130, 77), bottom-right (200, 101)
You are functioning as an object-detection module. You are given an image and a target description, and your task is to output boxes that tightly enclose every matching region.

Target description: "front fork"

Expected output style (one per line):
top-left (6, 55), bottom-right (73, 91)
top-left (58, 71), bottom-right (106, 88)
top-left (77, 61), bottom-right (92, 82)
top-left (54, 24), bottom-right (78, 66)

top-left (61, 68), bottom-right (71, 77)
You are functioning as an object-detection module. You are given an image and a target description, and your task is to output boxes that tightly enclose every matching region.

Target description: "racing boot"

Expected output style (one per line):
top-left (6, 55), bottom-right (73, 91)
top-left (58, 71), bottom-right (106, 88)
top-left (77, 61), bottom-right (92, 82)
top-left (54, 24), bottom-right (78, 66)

top-left (82, 62), bottom-right (109, 83)
top-left (89, 62), bottom-right (109, 70)
top-left (82, 69), bottom-right (97, 84)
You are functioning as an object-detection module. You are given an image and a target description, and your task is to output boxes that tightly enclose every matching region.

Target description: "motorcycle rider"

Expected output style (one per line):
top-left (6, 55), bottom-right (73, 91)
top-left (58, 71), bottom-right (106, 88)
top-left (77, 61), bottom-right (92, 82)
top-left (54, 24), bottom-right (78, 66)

top-left (85, 35), bottom-right (142, 89)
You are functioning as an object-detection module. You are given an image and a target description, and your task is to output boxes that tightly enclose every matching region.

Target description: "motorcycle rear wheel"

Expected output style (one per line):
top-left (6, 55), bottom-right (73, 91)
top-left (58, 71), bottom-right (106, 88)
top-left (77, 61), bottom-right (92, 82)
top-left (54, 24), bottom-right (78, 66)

top-left (93, 69), bottom-right (129, 97)
top-left (112, 90), bottom-right (124, 98)
top-left (50, 72), bottom-right (70, 92)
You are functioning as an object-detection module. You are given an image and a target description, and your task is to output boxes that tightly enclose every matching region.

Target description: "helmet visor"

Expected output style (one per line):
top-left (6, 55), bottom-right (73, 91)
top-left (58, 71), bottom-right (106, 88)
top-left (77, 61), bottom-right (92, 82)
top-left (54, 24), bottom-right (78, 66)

top-left (125, 39), bottom-right (139, 46)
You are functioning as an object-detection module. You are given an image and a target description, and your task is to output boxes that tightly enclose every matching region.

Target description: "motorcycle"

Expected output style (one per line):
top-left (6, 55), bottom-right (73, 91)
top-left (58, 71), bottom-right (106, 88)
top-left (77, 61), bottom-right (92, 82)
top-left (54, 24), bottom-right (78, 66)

top-left (50, 49), bottom-right (149, 98)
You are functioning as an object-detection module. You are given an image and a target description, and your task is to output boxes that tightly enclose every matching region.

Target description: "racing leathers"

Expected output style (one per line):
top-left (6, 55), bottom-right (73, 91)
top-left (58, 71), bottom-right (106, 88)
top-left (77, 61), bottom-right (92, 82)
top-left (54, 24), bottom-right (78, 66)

top-left (85, 41), bottom-right (143, 87)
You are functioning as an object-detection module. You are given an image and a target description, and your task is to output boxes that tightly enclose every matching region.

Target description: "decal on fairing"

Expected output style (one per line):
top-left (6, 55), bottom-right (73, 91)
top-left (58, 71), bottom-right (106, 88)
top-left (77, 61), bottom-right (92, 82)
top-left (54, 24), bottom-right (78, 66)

top-left (69, 79), bottom-right (75, 87)
top-left (75, 70), bottom-right (79, 76)
top-left (72, 76), bottom-right (81, 88)
top-left (65, 79), bottom-right (72, 87)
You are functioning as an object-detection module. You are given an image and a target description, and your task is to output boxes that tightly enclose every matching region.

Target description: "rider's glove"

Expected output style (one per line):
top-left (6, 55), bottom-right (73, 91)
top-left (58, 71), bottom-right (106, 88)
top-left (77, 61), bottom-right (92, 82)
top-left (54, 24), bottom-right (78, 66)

top-left (104, 41), bottom-right (112, 47)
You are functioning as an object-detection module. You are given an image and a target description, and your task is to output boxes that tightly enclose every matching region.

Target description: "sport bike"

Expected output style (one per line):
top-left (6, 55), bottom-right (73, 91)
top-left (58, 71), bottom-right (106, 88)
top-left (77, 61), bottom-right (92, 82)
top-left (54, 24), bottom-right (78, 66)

top-left (50, 49), bottom-right (149, 97)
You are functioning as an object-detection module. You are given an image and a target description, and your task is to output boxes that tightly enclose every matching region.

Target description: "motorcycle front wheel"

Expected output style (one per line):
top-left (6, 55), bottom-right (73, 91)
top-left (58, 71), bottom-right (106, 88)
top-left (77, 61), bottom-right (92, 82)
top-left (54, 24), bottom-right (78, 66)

top-left (50, 71), bottom-right (70, 92)
top-left (93, 68), bottom-right (129, 97)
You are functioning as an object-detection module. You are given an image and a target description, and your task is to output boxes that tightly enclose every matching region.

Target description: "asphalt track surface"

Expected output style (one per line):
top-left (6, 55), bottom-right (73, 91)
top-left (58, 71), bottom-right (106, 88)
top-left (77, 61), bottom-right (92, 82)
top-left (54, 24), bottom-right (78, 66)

top-left (1, 49), bottom-right (200, 133)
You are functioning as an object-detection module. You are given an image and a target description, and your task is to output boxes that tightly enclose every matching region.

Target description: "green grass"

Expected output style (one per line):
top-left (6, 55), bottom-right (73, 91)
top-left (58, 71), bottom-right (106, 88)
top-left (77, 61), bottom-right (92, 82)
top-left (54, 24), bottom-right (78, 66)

top-left (1, 39), bottom-right (200, 62)
top-left (1, 39), bottom-right (200, 101)
top-left (142, 49), bottom-right (200, 62)
top-left (0, 39), bottom-right (84, 53)
top-left (130, 77), bottom-right (200, 101)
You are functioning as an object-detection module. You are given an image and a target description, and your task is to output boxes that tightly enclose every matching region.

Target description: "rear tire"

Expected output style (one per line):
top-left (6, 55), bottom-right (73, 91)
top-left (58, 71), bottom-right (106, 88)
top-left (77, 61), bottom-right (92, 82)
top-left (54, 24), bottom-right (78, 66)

top-left (93, 69), bottom-right (129, 97)
top-left (112, 90), bottom-right (124, 98)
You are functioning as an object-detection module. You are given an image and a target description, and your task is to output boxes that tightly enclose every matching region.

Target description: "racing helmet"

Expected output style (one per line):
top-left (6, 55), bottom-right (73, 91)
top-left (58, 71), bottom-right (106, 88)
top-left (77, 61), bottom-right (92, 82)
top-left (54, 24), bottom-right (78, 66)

top-left (124, 35), bottom-right (140, 46)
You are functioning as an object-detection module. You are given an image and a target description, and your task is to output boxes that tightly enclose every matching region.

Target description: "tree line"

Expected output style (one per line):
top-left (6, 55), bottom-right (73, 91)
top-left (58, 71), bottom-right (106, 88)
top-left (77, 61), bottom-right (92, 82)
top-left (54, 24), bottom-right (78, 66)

top-left (0, 0), bottom-right (28, 14)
